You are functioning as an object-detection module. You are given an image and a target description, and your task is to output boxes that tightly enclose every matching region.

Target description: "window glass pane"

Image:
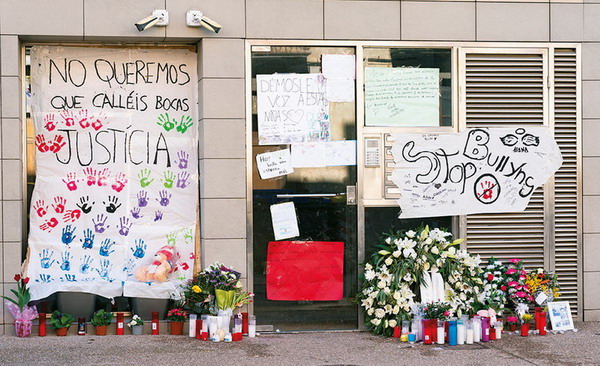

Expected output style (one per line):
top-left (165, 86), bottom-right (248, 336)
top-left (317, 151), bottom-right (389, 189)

top-left (363, 48), bottom-right (452, 127)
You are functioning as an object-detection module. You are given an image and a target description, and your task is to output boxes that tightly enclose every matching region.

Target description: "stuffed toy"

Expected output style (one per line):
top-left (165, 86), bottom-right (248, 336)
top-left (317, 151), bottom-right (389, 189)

top-left (135, 245), bottom-right (176, 282)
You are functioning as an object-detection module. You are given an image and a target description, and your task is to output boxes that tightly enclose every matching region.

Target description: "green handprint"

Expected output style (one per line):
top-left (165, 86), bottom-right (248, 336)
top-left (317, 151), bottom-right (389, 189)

top-left (137, 169), bottom-right (154, 188)
top-left (183, 228), bottom-right (194, 245)
top-left (166, 232), bottom-right (177, 246)
top-left (161, 170), bottom-right (176, 189)
top-left (176, 116), bottom-right (193, 134)
top-left (157, 113), bottom-right (175, 132)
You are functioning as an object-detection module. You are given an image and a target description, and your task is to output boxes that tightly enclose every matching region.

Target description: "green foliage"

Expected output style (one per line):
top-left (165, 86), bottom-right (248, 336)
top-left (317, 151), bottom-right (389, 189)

top-left (49, 310), bottom-right (74, 329)
top-left (90, 309), bottom-right (113, 326)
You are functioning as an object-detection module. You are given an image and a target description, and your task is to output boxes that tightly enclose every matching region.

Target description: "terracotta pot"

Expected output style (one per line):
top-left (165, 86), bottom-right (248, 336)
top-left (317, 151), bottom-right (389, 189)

top-left (520, 323), bottom-right (530, 337)
top-left (56, 327), bottom-right (69, 336)
top-left (170, 321), bottom-right (184, 335)
top-left (95, 325), bottom-right (107, 336)
top-left (508, 324), bottom-right (517, 332)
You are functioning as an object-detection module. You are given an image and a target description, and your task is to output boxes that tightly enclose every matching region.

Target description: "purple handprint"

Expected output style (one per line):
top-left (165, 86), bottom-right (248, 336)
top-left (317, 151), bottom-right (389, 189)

top-left (118, 216), bottom-right (132, 236)
top-left (176, 171), bottom-right (191, 189)
top-left (131, 207), bottom-right (143, 219)
top-left (92, 214), bottom-right (110, 234)
top-left (137, 190), bottom-right (149, 207)
top-left (157, 190), bottom-right (172, 207)
top-left (154, 211), bottom-right (163, 222)
top-left (175, 151), bottom-right (189, 169)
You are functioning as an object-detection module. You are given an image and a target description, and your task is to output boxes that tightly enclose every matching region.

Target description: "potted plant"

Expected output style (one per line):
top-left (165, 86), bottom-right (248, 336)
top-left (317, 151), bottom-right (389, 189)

top-left (128, 314), bottom-right (144, 335)
top-left (49, 310), bottom-right (74, 336)
top-left (2, 274), bottom-right (38, 337)
top-left (506, 316), bottom-right (519, 332)
top-left (91, 309), bottom-right (113, 336)
top-left (520, 314), bottom-right (533, 337)
top-left (167, 308), bottom-right (188, 335)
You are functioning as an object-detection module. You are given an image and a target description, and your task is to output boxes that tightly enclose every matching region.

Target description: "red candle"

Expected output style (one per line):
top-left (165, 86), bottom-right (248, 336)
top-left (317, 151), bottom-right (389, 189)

top-left (39, 313), bottom-right (46, 337)
top-left (539, 312), bottom-right (547, 336)
top-left (489, 326), bottom-right (496, 340)
top-left (151, 312), bottom-right (159, 335)
top-left (534, 307), bottom-right (542, 331)
top-left (200, 332), bottom-right (209, 341)
top-left (116, 313), bottom-right (124, 335)
top-left (242, 312), bottom-right (249, 335)
top-left (195, 319), bottom-right (203, 339)
top-left (393, 326), bottom-right (400, 338)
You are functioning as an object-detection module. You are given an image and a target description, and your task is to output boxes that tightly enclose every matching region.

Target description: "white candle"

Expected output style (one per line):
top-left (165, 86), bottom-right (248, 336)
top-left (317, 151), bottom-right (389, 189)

top-left (457, 324), bottom-right (465, 345)
top-left (466, 329), bottom-right (474, 344)
top-left (437, 327), bottom-right (445, 345)
top-left (189, 314), bottom-right (197, 338)
top-left (495, 327), bottom-right (502, 339)
top-left (474, 320), bottom-right (481, 342)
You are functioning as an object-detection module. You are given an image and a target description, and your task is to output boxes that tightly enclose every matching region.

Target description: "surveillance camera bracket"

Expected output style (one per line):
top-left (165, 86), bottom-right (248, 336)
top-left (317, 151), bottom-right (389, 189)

top-left (153, 9), bottom-right (169, 26)
top-left (186, 10), bottom-right (204, 27)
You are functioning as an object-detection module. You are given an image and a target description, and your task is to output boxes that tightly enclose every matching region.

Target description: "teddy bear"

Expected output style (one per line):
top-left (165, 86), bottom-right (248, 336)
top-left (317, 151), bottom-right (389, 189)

top-left (135, 245), bottom-right (176, 282)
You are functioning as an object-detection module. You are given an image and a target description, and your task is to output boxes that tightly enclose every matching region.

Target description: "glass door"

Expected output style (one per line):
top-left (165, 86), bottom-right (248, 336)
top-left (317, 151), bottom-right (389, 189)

top-left (250, 46), bottom-right (357, 330)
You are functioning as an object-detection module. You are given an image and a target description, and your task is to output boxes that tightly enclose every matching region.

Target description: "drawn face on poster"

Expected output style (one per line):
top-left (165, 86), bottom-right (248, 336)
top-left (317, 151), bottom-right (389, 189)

top-left (390, 128), bottom-right (562, 218)
top-left (27, 46), bottom-right (198, 300)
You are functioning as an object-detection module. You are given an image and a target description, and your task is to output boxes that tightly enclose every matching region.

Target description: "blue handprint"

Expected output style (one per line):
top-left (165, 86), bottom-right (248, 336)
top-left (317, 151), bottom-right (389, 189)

top-left (81, 228), bottom-right (95, 249)
top-left (61, 225), bottom-right (77, 245)
top-left (118, 216), bottom-right (132, 236)
top-left (36, 274), bottom-right (53, 283)
top-left (79, 255), bottom-right (94, 274)
top-left (131, 239), bottom-right (147, 259)
top-left (39, 249), bottom-right (56, 269)
top-left (60, 251), bottom-right (72, 271)
top-left (61, 274), bottom-right (77, 282)
top-left (123, 258), bottom-right (136, 278)
top-left (99, 238), bottom-right (116, 257)
top-left (96, 259), bottom-right (113, 281)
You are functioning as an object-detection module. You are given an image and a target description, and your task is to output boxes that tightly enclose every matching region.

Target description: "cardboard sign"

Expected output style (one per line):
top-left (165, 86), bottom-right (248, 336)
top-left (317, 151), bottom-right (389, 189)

top-left (390, 127), bottom-right (562, 218)
top-left (28, 46), bottom-right (198, 300)
top-left (266, 241), bottom-right (344, 301)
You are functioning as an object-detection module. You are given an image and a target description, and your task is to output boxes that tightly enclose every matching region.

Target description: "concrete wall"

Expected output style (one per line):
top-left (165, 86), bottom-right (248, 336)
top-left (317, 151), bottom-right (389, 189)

top-left (0, 0), bottom-right (596, 333)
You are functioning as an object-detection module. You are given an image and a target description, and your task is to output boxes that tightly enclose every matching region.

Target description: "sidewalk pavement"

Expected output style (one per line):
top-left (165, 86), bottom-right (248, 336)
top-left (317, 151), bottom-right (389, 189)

top-left (1, 322), bottom-right (599, 366)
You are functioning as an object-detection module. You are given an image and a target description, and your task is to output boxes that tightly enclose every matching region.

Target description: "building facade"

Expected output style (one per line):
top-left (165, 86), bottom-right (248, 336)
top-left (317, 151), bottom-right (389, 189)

top-left (0, 0), bottom-right (598, 334)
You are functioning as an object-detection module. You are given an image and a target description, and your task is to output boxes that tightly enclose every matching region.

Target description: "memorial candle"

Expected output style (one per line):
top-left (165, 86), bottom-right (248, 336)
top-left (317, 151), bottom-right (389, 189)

top-left (473, 316), bottom-right (481, 342)
top-left (151, 312), bottom-right (159, 335)
top-left (38, 313), bottom-right (46, 337)
top-left (116, 313), bottom-right (124, 335)
top-left (457, 319), bottom-right (465, 345)
top-left (189, 314), bottom-right (197, 337)
top-left (466, 319), bottom-right (474, 344)
top-left (436, 321), bottom-right (445, 345)
top-left (448, 320), bottom-right (457, 346)
top-left (481, 317), bottom-right (490, 342)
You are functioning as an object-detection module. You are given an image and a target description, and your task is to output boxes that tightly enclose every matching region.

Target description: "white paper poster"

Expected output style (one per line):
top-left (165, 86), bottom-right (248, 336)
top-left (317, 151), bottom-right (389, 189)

top-left (292, 140), bottom-right (357, 168)
top-left (365, 67), bottom-right (439, 126)
top-left (257, 73), bottom-right (330, 145)
top-left (390, 128), bottom-right (562, 218)
top-left (28, 46), bottom-right (199, 300)
top-left (326, 78), bottom-right (355, 103)
top-left (322, 55), bottom-right (355, 79)
top-left (256, 149), bottom-right (294, 179)
top-left (270, 202), bottom-right (300, 241)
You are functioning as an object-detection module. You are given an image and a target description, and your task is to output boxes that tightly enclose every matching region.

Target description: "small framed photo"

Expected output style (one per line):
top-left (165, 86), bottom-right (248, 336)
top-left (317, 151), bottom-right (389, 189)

top-left (547, 301), bottom-right (574, 331)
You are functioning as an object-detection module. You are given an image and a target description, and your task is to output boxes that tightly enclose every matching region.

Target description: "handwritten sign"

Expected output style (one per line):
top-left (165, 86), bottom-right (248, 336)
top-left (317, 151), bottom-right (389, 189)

top-left (291, 140), bottom-right (356, 168)
top-left (256, 148), bottom-right (294, 179)
top-left (270, 202), bottom-right (300, 241)
top-left (365, 67), bottom-right (439, 126)
top-left (266, 241), bottom-right (344, 301)
top-left (390, 128), bottom-right (562, 218)
top-left (257, 74), bottom-right (330, 145)
top-left (27, 46), bottom-right (198, 300)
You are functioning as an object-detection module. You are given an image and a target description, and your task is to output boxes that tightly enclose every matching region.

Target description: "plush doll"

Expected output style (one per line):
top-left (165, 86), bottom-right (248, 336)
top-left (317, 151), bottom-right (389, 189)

top-left (135, 245), bottom-right (176, 282)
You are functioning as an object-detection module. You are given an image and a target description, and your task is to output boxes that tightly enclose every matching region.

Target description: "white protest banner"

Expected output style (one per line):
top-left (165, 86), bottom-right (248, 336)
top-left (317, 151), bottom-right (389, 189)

top-left (365, 67), bottom-right (439, 126)
top-left (256, 148), bottom-right (294, 179)
top-left (257, 73), bottom-right (330, 145)
top-left (390, 128), bottom-right (562, 218)
top-left (28, 46), bottom-right (198, 300)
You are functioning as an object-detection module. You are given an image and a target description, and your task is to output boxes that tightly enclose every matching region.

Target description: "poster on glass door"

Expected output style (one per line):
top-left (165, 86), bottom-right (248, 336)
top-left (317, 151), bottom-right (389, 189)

top-left (27, 46), bottom-right (198, 300)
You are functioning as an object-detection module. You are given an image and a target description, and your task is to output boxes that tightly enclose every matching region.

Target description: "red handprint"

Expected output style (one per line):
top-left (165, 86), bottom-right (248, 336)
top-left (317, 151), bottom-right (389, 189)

top-left (52, 196), bottom-right (67, 213)
top-left (44, 113), bottom-right (58, 131)
top-left (49, 135), bottom-right (66, 153)
top-left (82, 167), bottom-right (98, 186)
top-left (62, 172), bottom-right (79, 191)
top-left (97, 168), bottom-right (111, 186)
top-left (33, 200), bottom-right (48, 217)
top-left (35, 134), bottom-right (50, 153)
top-left (179, 262), bottom-right (190, 271)
top-left (39, 217), bottom-right (59, 232)
top-left (91, 112), bottom-right (107, 131)
top-left (63, 209), bottom-right (81, 223)
top-left (60, 110), bottom-right (75, 127)
top-left (481, 181), bottom-right (495, 200)
top-left (77, 109), bottom-right (90, 128)
top-left (111, 172), bottom-right (128, 193)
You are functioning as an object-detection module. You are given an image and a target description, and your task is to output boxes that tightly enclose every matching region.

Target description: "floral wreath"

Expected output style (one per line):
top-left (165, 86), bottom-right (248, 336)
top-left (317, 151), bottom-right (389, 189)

top-left (356, 227), bottom-right (483, 336)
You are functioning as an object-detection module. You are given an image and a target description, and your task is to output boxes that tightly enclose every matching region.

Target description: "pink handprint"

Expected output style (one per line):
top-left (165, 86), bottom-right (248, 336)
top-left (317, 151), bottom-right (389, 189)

top-left (111, 172), bottom-right (128, 193)
top-left (44, 113), bottom-right (58, 131)
top-left (97, 168), bottom-right (111, 186)
top-left (52, 196), bottom-right (67, 213)
top-left (90, 112), bottom-right (107, 131)
top-left (49, 135), bottom-right (66, 153)
top-left (60, 110), bottom-right (76, 127)
top-left (33, 200), bottom-right (48, 217)
top-left (83, 167), bottom-right (98, 186)
top-left (63, 209), bottom-right (81, 223)
top-left (35, 134), bottom-right (50, 153)
top-left (62, 172), bottom-right (79, 191)
top-left (77, 109), bottom-right (90, 129)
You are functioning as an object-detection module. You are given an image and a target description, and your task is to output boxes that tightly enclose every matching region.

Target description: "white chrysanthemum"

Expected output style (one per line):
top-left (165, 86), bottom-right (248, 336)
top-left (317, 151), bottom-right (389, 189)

top-left (374, 308), bottom-right (386, 319)
top-left (365, 270), bottom-right (376, 281)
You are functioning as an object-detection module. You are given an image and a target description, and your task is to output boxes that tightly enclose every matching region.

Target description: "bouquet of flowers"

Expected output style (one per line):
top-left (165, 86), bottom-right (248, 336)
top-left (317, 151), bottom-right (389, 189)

top-left (504, 259), bottom-right (534, 306)
top-left (127, 315), bottom-right (144, 327)
top-left (423, 302), bottom-right (452, 321)
top-left (356, 226), bottom-right (483, 336)
top-left (477, 257), bottom-right (508, 313)
top-left (525, 268), bottom-right (560, 305)
top-left (2, 274), bottom-right (38, 337)
top-left (182, 272), bottom-right (213, 314)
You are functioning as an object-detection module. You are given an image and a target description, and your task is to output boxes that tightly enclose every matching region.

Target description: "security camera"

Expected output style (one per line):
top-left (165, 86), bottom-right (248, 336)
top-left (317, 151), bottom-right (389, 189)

top-left (186, 10), bottom-right (222, 33)
top-left (135, 10), bottom-right (169, 32)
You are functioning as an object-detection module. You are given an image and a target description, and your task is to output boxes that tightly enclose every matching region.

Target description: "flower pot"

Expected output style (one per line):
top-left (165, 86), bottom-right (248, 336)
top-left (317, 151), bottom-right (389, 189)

top-left (15, 320), bottom-right (32, 337)
top-left (520, 323), bottom-right (530, 337)
top-left (95, 325), bottom-right (107, 336)
top-left (131, 325), bottom-right (144, 335)
top-left (56, 292), bottom-right (96, 321)
top-left (56, 327), bottom-right (69, 336)
top-left (508, 324), bottom-right (517, 332)
top-left (170, 321), bottom-right (184, 335)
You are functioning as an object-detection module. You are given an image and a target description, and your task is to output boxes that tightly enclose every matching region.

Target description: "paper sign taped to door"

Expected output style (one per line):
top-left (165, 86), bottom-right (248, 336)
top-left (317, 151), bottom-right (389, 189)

top-left (266, 241), bottom-right (344, 301)
top-left (270, 202), bottom-right (300, 240)
top-left (256, 148), bottom-right (294, 179)
top-left (291, 140), bottom-right (356, 168)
